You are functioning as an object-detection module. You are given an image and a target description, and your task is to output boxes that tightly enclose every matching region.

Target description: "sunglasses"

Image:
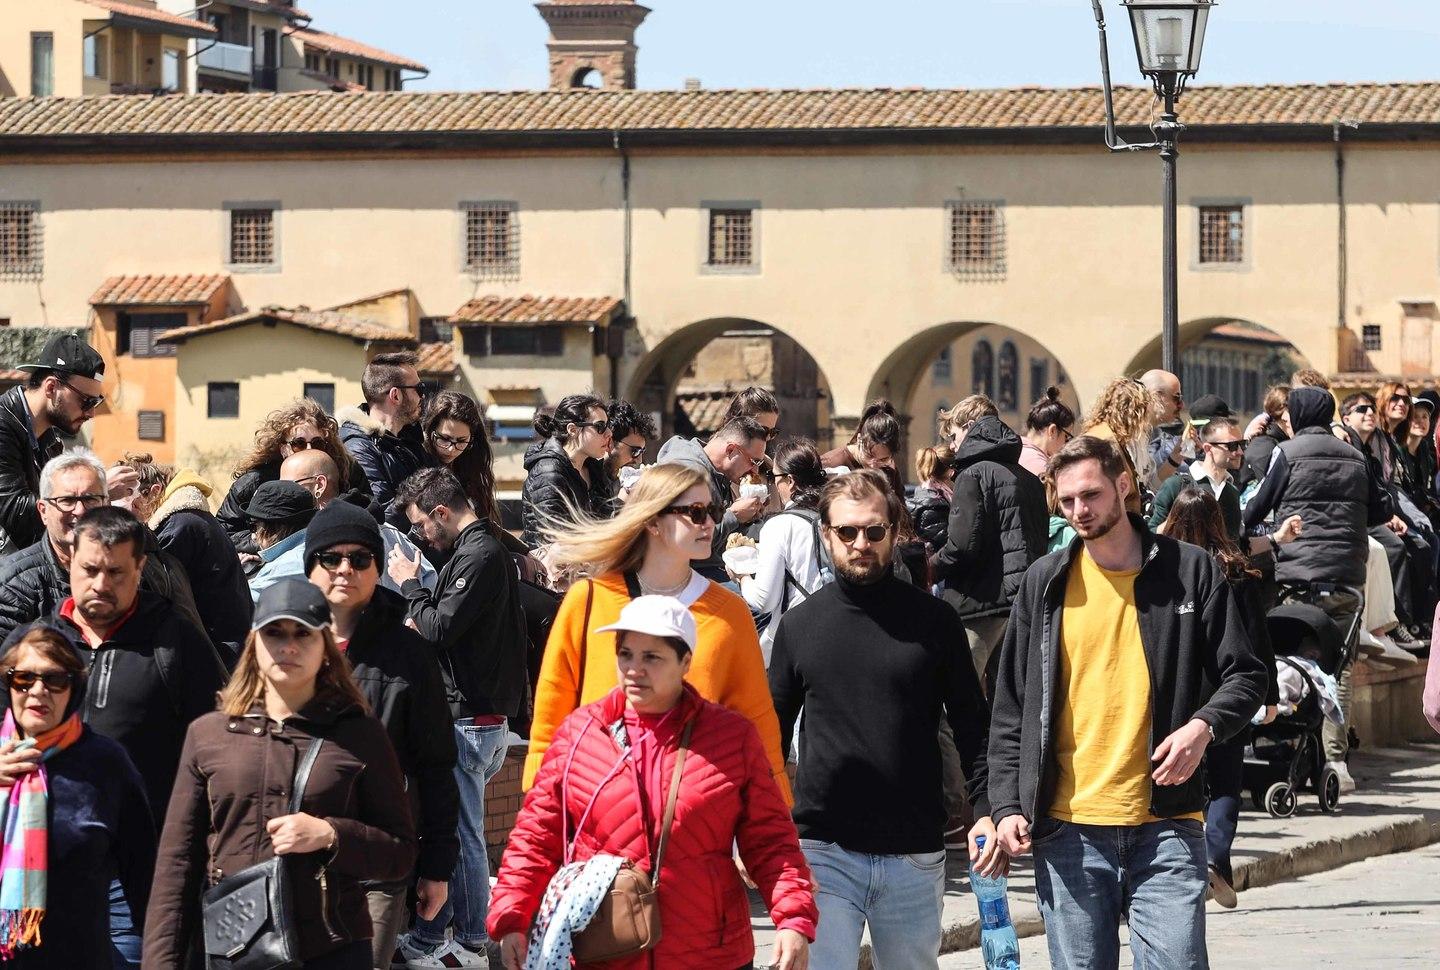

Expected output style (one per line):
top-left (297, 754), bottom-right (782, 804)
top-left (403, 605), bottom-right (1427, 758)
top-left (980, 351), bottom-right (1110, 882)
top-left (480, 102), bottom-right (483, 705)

top-left (579, 420), bottom-right (610, 435)
top-left (1390, 397), bottom-right (1411, 405)
top-left (1347, 404), bottom-right (1376, 415)
top-left (58, 378), bottom-right (104, 412)
top-left (43, 493), bottom-right (108, 513)
top-left (660, 503), bottom-right (722, 526)
top-left (619, 440), bottom-right (647, 460)
top-left (431, 431), bottom-right (471, 452)
top-left (1207, 440), bottom-right (1246, 452)
top-left (5, 668), bottom-right (74, 693)
top-left (313, 550), bottom-right (376, 571)
top-left (287, 436), bottom-right (326, 451)
top-left (827, 523), bottom-right (893, 544)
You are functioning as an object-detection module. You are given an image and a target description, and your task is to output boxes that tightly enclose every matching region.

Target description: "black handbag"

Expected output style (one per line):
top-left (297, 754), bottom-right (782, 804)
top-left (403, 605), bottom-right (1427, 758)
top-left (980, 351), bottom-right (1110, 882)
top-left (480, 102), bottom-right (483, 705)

top-left (201, 739), bottom-right (325, 970)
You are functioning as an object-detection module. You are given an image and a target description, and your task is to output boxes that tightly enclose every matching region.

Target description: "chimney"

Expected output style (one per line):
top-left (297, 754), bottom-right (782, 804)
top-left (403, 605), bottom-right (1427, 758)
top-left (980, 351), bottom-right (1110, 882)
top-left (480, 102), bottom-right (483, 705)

top-left (684, 78), bottom-right (701, 91)
top-left (535, 1), bottom-right (652, 91)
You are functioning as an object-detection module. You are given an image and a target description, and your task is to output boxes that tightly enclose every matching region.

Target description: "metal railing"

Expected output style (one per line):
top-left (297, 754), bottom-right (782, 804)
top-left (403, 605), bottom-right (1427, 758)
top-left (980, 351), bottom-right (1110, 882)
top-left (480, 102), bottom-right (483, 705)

top-left (197, 41), bottom-right (253, 77)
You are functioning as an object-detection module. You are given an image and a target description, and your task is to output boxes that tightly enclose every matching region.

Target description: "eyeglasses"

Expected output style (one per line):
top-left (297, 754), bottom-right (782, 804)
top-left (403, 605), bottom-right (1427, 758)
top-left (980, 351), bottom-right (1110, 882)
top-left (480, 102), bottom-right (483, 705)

top-left (431, 431), bottom-right (472, 452)
top-left (313, 550), bottom-right (376, 571)
top-left (1061, 427), bottom-right (1075, 442)
top-left (827, 523), bottom-right (893, 544)
top-left (290, 474), bottom-right (323, 488)
top-left (660, 503), bottom-right (721, 526)
top-left (618, 440), bottom-right (647, 461)
top-left (1347, 404), bottom-right (1376, 415)
top-left (5, 668), bottom-right (74, 693)
top-left (287, 436), bottom-right (326, 452)
top-left (57, 378), bottom-right (103, 412)
top-left (394, 383), bottom-right (433, 398)
top-left (42, 493), bottom-right (108, 513)
top-left (1207, 440), bottom-right (1246, 453)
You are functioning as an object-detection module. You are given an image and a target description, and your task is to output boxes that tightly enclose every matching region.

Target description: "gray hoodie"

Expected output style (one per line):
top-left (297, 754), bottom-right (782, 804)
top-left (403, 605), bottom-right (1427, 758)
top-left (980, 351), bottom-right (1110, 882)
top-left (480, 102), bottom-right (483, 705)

top-left (656, 435), bottom-right (740, 582)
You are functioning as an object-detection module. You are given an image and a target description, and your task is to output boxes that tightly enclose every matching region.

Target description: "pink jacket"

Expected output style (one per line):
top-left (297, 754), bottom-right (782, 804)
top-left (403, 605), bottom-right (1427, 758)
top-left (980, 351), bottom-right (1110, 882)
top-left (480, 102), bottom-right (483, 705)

top-left (1425, 603), bottom-right (1440, 735)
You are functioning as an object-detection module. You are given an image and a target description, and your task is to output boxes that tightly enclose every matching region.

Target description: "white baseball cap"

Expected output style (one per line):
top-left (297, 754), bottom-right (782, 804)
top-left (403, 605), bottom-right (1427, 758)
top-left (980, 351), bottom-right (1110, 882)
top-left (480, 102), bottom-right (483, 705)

top-left (596, 595), bottom-right (698, 653)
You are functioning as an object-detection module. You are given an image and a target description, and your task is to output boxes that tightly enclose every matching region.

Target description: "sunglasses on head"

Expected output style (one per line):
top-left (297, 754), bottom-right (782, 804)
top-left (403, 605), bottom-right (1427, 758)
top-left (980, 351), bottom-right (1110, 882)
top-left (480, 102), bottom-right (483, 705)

top-left (5, 668), bottom-right (74, 693)
top-left (313, 550), bottom-right (376, 571)
top-left (58, 378), bottom-right (103, 412)
top-left (827, 523), bottom-right (892, 544)
top-left (287, 436), bottom-right (326, 452)
top-left (660, 503), bottom-right (721, 526)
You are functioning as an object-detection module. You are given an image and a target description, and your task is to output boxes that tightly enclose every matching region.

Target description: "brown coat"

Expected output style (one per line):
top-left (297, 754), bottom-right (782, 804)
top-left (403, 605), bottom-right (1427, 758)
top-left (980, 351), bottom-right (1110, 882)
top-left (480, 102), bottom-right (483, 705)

top-left (142, 699), bottom-right (416, 968)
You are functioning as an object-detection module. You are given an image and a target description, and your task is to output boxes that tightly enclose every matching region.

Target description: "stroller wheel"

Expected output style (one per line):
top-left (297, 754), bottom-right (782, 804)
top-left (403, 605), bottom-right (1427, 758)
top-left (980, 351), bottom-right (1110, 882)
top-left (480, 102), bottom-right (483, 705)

top-left (1318, 767), bottom-right (1342, 813)
top-left (1265, 781), bottom-right (1297, 818)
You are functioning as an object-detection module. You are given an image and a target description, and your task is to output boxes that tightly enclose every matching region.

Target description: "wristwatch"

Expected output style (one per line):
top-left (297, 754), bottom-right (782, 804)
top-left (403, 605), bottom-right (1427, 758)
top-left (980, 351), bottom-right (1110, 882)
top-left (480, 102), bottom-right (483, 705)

top-left (1204, 722), bottom-right (1217, 744)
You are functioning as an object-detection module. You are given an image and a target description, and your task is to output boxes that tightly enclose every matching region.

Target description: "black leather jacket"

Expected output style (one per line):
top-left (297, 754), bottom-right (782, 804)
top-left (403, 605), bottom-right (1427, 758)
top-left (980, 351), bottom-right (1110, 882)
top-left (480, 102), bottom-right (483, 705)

top-left (0, 385), bottom-right (64, 553)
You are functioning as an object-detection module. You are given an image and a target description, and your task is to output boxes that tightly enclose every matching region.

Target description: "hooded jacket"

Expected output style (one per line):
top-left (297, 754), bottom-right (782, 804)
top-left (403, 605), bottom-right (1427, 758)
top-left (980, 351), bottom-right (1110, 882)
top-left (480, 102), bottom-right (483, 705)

top-left (655, 435), bottom-right (740, 582)
top-left (345, 585), bottom-right (460, 882)
top-left (1242, 386), bottom-right (1385, 587)
top-left (987, 516), bottom-right (1266, 827)
top-left (931, 416), bottom-right (1049, 619)
top-left (0, 384), bottom-right (64, 554)
top-left (1237, 420), bottom-right (1288, 490)
top-left (518, 437), bottom-right (611, 549)
top-left (149, 470), bottom-right (253, 654)
top-left (907, 484), bottom-right (951, 552)
top-left (338, 404), bottom-right (427, 522)
top-left (143, 700), bottom-right (417, 968)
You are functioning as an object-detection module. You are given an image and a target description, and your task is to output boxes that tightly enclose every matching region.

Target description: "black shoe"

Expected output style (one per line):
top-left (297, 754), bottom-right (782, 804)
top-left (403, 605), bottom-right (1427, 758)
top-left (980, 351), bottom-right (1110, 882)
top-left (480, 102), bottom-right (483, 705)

top-left (1391, 625), bottom-right (1421, 648)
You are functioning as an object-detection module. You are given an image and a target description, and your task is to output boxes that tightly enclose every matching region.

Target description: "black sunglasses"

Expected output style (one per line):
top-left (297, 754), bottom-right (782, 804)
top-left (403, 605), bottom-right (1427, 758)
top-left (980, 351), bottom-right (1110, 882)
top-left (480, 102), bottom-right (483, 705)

top-left (58, 378), bottom-right (104, 412)
top-left (660, 503), bottom-right (721, 526)
top-left (5, 668), bottom-right (74, 692)
top-left (827, 524), bottom-right (892, 544)
top-left (1347, 404), bottom-right (1376, 415)
top-left (313, 550), bottom-right (376, 571)
top-left (1208, 440), bottom-right (1246, 452)
top-left (578, 420), bottom-right (610, 435)
top-left (287, 436), bottom-right (326, 451)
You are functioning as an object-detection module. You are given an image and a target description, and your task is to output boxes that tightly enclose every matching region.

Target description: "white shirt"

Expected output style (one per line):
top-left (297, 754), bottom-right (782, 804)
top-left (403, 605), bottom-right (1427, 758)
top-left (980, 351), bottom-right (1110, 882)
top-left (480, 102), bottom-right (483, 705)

top-left (740, 504), bottom-right (826, 664)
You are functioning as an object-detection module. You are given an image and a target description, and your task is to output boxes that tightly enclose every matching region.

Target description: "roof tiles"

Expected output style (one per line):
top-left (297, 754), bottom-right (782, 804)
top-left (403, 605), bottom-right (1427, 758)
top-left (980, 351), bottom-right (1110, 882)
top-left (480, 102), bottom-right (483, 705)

top-left (83, 1), bottom-right (218, 35)
top-left (296, 28), bottom-right (428, 73)
top-left (452, 295), bottom-right (622, 326)
top-left (90, 273), bottom-right (229, 307)
top-left (158, 307), bottom-right (415, 345)
top-left (416, 341), bottom-right (457, 376)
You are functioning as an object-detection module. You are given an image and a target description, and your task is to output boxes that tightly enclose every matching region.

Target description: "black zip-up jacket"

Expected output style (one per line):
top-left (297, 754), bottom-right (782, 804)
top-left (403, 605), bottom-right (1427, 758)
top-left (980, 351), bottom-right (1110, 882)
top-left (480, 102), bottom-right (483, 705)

top-left (402, 519), bottom-right (528, 721)
top-left (150, 482), bottom-right (253, 656)
top-left (0, 384), bottom-right (64, 553)
top-left (931, 417), bottom-right (1049, 619)
top-left (346, 586), bottom-right (460, 881)
top-left (519, 437), bottom-right (610, 549)
top-left (10, 590), bottom-right (231, 826)
top-left (338, 405), bottom-right (427, 527)
top-left (987, 516), bottom-right (1266, 826)
top-left (907, 484), bottom-right (951, 552)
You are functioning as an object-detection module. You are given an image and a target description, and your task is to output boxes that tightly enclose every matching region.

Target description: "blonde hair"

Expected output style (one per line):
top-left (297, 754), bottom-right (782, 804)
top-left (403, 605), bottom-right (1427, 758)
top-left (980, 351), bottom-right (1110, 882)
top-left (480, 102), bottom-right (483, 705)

top-left (938, 395), bottom-right (998, 439)
top-left (218, 626), bottom-right (369, 717)
top-left (1082, 378), bottom-right (1154, 445)
top-left (915, 444), bottom-right (954, 484)
top-left (542, 464), bottom-right (708, 578)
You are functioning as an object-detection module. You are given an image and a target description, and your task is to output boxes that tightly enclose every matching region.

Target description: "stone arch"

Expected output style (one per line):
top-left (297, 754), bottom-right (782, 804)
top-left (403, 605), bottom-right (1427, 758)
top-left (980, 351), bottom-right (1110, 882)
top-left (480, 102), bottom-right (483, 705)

top-left (569, 66), bottom-right (602, 89)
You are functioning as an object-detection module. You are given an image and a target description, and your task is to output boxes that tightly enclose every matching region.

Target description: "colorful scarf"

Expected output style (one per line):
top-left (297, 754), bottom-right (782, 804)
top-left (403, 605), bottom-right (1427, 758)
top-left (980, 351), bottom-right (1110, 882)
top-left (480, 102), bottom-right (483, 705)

top-left (0, 710), bottom-right (83, 959)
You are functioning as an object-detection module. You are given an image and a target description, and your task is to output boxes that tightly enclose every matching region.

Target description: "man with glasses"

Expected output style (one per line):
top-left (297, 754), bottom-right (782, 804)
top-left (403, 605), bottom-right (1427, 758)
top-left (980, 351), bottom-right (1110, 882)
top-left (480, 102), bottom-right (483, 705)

top-left (338, 351), bottom-right (428, 524)
top-left (1149, 398), bottom-right (1246, 541)
top-left (0, 333), bottom-right (106, 556)
top-left (658, 416), bottom-right (770, 584)
top-left (602, 398), bottom-right (658, 507)
top-left (769, 470), bottom-right (996, 969)
top-left (1140, 368), bottom-right (1188, 486)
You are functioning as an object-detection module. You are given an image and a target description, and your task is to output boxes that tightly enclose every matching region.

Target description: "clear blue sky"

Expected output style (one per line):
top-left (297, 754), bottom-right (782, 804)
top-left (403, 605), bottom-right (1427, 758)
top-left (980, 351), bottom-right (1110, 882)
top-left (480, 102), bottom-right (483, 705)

top-left (312, 1), bottom-right (1438, 92)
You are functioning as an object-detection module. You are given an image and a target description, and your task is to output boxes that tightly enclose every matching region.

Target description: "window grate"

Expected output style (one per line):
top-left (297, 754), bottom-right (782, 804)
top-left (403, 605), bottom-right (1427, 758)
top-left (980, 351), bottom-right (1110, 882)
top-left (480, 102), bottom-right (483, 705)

top-left (137, 410), bottom-right (165, 442)
top-left (464, 203), bottom-right (519, 278)
top-left (1361, 324), bottom-right (1383, 352)
top-left (1198, 205), bottom-right (1244, 264)
top-left (0, 203), bottom-right (42, 280)
top-left (707, 209), bottom-right (754, 267)
top-left (947, 202), bottom-right (1005, 280)
top-left (229, 208), bottom-right (275, 265)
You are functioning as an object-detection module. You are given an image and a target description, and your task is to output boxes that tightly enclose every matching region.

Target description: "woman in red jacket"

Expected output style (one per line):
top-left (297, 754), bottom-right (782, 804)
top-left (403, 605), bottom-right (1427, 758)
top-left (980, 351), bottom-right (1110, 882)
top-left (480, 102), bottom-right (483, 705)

top-left (489, 596), bottom-right (815, 970)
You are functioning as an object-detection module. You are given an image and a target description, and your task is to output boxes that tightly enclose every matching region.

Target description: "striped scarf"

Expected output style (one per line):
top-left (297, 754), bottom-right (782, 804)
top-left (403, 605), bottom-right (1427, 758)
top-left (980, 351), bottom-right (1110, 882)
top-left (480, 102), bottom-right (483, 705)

top-left (0, 710), bottom-right (83, 959)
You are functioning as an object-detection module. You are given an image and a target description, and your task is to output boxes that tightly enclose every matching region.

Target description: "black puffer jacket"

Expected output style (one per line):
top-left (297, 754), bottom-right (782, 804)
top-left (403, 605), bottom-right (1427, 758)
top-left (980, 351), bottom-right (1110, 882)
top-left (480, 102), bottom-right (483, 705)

top-left (1238, 422), bottom-right (1288, 490)
top-left (0, 385), bottom-right (64, 554)
top-left (346, 586), bottom-right (460, 882)
top-left (932, 416), bottom-right (1049, 619)
top-left (519, 437), bottom-right (609, 548)
top-left (908, 485), bottom-right (952, 553)
top-left (338, 405), bottom-right (427, 524)
top-left (150, 477), bottom-right (252, 660)
top-left (0, 529), bottom-right (208, 647)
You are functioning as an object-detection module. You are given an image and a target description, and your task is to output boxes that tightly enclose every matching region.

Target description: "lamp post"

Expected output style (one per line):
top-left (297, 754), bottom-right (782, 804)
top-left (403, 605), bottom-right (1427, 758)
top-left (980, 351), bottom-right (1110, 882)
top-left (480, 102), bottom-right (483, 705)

top-left (1091, 0), bottom-right (1215, 377)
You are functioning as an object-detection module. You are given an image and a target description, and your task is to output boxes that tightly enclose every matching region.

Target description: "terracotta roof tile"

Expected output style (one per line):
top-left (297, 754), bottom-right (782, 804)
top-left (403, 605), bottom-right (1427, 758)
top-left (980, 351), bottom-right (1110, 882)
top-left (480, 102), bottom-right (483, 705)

top-left (158, 306), bottom-right (416, 345)
top-left (2, 83), bottom-right (1438, 142)
top-left (90, 273), bottom-right (229, 307)
top-left (1205, 321), bottom-right (1293, 345)
top-left (676, 392), bottom-right (732, 434)
top-left (297, 28), bottom-right (427, 73)
top-left (452, 295), bottom-right (622, 326)
top-left (416, 341), bottom-right (457, 377)
top-left (82, 1), bottom-right (217, 36)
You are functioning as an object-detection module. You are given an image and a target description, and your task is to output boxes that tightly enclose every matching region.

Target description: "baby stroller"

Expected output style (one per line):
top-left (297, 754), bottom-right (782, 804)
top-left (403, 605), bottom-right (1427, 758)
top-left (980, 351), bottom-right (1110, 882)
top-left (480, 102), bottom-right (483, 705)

top-left (1242, 583), bottom-right (1361, 818)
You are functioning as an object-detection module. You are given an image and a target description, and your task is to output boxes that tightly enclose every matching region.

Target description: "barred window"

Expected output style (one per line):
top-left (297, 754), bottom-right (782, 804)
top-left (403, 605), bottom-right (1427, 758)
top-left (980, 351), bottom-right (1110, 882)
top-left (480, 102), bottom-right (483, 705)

top-left (0, 203), bottom-right (41, 279)
top-left (707, 209), bottom-right (754, 267)
top-left (1198, 205), bottom-right (1244, 264)
top-left (947, 201), bottom-right (1005, 278)
top-left (1362, 324), bottom-right (1382, 351)
top-left (229, 208), bottom-right (275, 265)
top-left (464, 203), bottom-right (519, 277)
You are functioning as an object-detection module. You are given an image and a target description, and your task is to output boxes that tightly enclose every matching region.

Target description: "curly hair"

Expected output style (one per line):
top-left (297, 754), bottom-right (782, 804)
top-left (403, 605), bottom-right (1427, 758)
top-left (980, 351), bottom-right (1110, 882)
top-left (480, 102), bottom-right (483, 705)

top-left (233, 398), bottom-right (358, 489)
top-left (423, 391), bottom-right (501, 528)
top-left (1082, 378), bottom-right (1154, 446)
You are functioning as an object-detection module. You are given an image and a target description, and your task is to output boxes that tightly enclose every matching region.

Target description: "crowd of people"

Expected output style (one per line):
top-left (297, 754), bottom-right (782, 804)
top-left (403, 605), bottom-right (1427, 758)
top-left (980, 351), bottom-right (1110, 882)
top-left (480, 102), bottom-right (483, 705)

top-left (0, 329), bottom-right (1436, 970)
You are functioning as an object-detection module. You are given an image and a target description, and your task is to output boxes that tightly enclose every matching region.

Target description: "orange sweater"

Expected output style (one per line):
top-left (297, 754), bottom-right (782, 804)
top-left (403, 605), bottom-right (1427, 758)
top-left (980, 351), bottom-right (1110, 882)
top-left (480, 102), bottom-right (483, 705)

top-left (523, 572), bottom-right (792, 803)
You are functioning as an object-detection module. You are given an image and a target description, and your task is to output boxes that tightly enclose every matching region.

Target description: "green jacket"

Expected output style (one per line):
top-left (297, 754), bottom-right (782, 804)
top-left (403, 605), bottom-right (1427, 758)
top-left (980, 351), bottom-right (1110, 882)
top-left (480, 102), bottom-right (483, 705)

top-left (1148, 462), bottom-right (1242, 540)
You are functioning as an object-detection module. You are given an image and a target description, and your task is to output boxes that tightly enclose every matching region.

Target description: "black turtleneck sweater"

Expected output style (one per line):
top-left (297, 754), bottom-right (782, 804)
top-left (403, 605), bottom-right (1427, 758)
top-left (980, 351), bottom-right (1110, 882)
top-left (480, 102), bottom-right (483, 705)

top-left (769, 569), bottom-right (991, 854)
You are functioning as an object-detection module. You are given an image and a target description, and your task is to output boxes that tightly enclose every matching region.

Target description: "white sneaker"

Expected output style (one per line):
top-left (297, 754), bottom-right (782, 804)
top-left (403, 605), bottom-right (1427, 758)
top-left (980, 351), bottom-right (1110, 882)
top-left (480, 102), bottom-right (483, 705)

top-left (394, 935), bottom-right (489, 970)
top-left (1326, 760), bottom-right (1357, 794)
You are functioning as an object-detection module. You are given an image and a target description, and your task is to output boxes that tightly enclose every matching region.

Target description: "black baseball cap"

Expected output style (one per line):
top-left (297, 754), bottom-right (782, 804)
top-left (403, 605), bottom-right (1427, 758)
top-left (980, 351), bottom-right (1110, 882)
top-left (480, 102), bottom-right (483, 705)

top-left (1188, 394), bottom-right (1234, 426)
top-left (17, 333), bottom-right (105, 381)
top-left (252, 578), bottom-right (331, 631)
top-left (244, 480), bottom-right (316, 525)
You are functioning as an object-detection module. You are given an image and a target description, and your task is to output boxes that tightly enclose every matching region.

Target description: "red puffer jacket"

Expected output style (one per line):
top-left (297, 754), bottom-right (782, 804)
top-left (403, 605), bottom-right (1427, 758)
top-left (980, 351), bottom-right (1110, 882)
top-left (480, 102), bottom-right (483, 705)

top-left (488, 685), bottom-right (816, 969)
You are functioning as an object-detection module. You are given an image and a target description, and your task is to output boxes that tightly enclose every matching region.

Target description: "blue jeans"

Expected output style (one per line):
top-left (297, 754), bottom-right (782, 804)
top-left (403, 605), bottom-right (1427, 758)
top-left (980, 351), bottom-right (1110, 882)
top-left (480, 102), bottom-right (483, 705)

top-left (801, 839), bottom-right (945, 970)
top-left (411, 718), bottom-right (510, 948)
top-left (109, 877), bottom-right (141, 970)
top-left (1032, 817), bottom-right (1209, 970)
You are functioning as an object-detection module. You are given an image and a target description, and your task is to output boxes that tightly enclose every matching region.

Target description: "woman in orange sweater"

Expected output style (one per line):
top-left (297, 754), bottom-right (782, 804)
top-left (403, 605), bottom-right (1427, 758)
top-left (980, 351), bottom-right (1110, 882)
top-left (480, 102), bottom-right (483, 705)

top-left (524, 464), bottom-right (791, 801)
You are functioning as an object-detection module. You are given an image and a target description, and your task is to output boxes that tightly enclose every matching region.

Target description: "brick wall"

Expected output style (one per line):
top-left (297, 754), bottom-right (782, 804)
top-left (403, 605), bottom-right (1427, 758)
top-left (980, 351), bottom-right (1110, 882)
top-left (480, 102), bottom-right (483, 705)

top-left (484, 747), bottom-right (528, 869)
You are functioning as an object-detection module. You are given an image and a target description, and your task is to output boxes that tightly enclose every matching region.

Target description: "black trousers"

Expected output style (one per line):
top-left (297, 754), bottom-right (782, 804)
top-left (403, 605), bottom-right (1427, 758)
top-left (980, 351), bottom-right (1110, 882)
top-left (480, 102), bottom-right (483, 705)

top-left (1205, 734), bottom-right (1247, 883)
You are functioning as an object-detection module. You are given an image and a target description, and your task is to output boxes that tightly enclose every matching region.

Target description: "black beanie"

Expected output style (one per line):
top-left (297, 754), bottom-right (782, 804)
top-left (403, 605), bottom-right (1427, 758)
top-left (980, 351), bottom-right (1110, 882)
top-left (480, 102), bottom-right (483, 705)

top-left (305, 501), bottom-right (385, 569)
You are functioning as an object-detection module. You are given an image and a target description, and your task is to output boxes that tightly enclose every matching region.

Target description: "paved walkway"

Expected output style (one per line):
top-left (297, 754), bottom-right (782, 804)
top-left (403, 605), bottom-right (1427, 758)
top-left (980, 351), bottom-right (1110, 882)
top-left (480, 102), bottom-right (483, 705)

top-left (748, 741), bottom-right (1440, 969)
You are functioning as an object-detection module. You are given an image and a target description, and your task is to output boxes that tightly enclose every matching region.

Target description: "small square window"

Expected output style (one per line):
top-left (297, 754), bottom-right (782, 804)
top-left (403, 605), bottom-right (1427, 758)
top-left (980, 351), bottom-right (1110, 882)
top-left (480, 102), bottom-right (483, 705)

top-left (137, 410), bottom-right (165, 442)
top-left (208, 382), bottom-right (240, 418)
top-left (947, 202), bottom-right (1006, 279)
top-left (463, 203), bottom-right (519, 278)
top-left (707, 208), bottom-right (754, 267)
top-left (1199, 205), bottom-right (1245, 264)
top-left (119, 312), bottom-right (183, 358)
top-left (303, 382), bottom-right (335, 414)
top-left (1362, 324), bottom-right (1383, 352)
top-left (229, 208), bottom-right (275, 265)
top-left (0, 203), bottom-right (42, 280)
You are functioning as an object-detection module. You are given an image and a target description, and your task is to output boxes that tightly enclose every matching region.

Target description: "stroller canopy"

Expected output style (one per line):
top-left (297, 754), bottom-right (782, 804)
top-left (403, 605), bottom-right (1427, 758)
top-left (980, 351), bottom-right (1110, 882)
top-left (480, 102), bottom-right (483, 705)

top-left (1266, 602), bottom-right (1345, 674)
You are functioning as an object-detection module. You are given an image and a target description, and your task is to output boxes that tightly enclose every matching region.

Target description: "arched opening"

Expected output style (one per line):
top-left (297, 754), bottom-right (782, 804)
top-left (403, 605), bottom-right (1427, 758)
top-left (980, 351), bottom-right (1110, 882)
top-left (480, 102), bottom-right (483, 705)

top-left (1123, 318), bottom-right (1314, 417)
top-left (570, 67), bottom-right (602, 89)
top-left (867, 322), bottom-right (1079, 476)
top-left (626, 318), bottom-right (835, 449)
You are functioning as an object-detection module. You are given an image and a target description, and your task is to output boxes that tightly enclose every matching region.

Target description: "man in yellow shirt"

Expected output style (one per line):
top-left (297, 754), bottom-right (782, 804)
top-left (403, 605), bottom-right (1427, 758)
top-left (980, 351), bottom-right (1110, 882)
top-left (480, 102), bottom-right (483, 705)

top-left (987, 436), bottom-right (1266, 970)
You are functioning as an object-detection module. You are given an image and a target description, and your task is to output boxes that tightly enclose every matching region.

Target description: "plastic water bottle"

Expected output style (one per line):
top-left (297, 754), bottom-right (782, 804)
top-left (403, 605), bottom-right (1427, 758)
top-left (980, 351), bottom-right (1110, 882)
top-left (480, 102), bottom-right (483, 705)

top-left (970, 835), bottom-right (1020, 969)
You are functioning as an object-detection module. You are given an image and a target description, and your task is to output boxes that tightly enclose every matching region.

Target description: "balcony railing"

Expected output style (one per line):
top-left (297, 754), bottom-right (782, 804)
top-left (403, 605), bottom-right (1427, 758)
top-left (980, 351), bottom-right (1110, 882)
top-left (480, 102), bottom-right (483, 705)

top-left (197, 41), bottom-right (253, 77)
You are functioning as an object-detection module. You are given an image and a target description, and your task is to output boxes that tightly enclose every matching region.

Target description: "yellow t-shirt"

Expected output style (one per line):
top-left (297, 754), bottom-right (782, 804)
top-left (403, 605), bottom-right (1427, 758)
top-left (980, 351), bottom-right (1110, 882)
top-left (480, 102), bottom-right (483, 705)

top-left (1049, 549), bottom-right (1200, 824)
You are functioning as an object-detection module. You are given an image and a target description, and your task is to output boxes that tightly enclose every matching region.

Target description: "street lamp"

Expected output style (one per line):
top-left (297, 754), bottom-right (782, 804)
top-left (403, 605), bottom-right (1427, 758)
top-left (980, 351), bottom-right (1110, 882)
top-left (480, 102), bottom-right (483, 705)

top-left (1091, 0), bottom-right (1215, 376)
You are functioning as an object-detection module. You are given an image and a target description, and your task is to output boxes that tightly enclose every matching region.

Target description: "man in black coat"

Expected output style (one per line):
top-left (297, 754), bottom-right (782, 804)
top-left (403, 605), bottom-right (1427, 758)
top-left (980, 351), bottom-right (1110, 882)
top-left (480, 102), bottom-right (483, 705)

top-left (304, 501), bottom-right (458, 969)
top-left (337, 351), bottom-right (427, 525)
